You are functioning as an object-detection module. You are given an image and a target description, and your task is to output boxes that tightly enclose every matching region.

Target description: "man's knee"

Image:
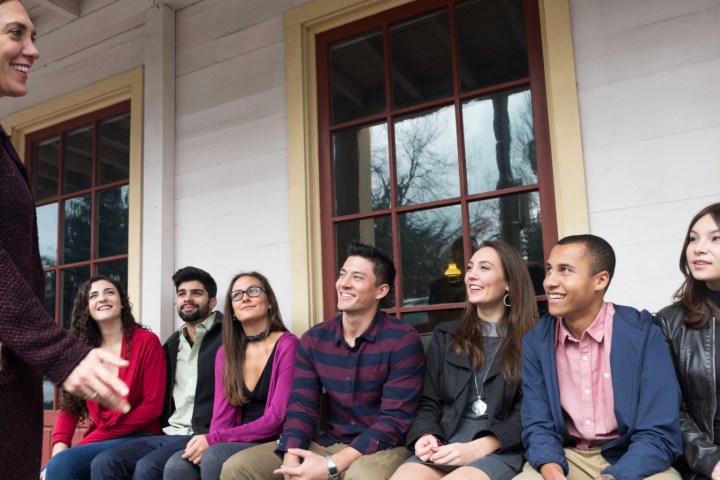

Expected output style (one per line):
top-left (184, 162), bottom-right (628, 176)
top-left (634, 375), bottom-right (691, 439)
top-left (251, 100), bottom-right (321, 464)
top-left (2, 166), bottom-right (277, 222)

top-left (220, 442), bottom-right (281, 480)
top-left (134, 454), bottom-right (166, 480)
top-left (344, 447), bottom-right (411, 480)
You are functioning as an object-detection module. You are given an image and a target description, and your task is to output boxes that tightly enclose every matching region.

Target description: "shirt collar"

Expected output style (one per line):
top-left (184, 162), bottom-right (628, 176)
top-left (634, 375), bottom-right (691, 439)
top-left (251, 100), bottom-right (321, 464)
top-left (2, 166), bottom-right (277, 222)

top-left (179, 311), bottom-right (217, 336)
top-left (556, 302), bottom-right (610, 345)
top-left (332, 310), bottom-right (385, 346)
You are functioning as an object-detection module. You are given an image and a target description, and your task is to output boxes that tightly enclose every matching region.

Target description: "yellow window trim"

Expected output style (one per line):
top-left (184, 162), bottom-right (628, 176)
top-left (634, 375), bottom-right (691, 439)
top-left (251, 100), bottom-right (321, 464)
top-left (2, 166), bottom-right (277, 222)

top-left (286, 0), bottom-right (589, 334)
top-left (2, 67), bottom-right (144, 316)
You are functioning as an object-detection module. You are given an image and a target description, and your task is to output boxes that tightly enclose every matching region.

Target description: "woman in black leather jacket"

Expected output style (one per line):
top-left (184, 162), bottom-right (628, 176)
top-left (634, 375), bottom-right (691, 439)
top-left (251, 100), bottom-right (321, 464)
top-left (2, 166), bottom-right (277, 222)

top-left (656, 202), bottom-right (720, 480)
top-left (390, 240), bottom-right (537, 480)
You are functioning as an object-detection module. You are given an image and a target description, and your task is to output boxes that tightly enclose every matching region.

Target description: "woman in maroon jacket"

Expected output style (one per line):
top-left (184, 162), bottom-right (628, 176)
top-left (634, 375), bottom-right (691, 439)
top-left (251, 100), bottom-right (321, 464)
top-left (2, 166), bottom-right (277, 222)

top-left (0, 2), bottom-right (130, 477)
top-left (43, 277), bottom-right (166, 479)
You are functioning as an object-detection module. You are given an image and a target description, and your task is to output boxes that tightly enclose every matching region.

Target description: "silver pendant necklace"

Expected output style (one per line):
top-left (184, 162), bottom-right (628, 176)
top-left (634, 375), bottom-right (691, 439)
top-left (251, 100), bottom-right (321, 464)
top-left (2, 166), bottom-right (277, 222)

top-left (471, 342), bottom-right (500, 418)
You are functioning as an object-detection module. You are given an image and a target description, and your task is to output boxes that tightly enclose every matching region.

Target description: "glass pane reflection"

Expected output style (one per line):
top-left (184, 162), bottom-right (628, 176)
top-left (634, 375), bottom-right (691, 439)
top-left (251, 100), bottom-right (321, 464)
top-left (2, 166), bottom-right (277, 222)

top-left (394, 105), bottom-right (459, 206)
top-left (63, 195), bottom-right (91, 264)
top-left (37, 202), bottom-right (58, 267)
top-left (335, 216), bottom-right (394, 308)
top-left (44, 271), bottom-right (56, 317)
top-left (61, 266), bottom-right (90, 329)
top-left (98, 114), bottom-right (130, 185)
top-left (333, 123), bottom-right (390, 215)
top-left (63, 125), bottom-right (94, 194)
top-left (463, 89), bottom-right (536, 195)
top-left (399, 204), bottom-right (462, 307)
top-left (32, 136), bottom-right (60, 201)
top-left (330, 31), bottom-right (386, 124)
top-left (43, 377), bottom-right (55, 410)
top-left (469, 191), bottom-right (544, 295)
top-left (97, 186), bottom-right (129, 258)
top-left (390, 9), bottom-right (453, 108)
top-left (456, 0), bottom-right (528, 92)
top-left (96, 260), bottom-right (128, 290)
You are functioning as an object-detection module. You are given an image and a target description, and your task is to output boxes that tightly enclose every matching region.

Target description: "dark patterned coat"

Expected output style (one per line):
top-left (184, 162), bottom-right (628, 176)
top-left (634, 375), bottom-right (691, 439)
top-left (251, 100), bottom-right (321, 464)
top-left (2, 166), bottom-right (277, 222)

top-left (0, 125), bottom-right (91, 479)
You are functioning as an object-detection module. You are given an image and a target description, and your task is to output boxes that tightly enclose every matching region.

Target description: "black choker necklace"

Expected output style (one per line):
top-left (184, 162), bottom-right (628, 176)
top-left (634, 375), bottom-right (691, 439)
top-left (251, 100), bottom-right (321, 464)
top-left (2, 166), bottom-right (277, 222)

top-left (246, 331), bottom-right (267, 342)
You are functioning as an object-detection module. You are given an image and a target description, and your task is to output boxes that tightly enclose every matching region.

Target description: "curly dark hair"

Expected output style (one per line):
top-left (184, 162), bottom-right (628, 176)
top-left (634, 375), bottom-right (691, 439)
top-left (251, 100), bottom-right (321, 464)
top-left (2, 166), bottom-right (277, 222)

top-left (58, 276), bottom-right (146, 419)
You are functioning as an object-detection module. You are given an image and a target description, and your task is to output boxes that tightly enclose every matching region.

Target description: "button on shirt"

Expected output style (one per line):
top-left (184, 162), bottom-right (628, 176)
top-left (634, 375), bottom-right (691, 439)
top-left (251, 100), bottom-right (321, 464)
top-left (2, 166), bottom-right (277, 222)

top-left (164, 312), bottom-right (216, 435)
top-left (555, 302), bottom-right (618, 448)
top-left (277, 311), bottom-right (425, 455)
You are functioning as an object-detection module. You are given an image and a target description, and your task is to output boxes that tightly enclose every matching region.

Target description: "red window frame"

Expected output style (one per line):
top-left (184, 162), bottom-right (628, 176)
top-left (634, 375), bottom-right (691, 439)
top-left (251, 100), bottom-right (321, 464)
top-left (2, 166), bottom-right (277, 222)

top-left (316, 0), bottom-right (556, 320)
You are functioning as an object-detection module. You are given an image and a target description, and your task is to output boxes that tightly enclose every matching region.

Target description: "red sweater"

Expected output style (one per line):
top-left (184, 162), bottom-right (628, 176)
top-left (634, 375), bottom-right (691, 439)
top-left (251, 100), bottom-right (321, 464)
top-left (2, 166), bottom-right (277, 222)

top-left (52, 327), bottom-right (166, 446)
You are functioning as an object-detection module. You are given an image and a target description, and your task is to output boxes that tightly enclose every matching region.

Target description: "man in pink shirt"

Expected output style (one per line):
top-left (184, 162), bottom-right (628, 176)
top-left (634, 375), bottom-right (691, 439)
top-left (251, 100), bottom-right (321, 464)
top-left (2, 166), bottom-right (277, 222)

top-left (517, 235), bottom-right (682, 480)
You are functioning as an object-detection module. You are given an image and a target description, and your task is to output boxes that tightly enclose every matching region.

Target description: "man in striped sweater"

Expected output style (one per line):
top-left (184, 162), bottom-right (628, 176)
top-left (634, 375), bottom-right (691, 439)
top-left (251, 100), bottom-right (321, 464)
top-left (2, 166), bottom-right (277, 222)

top-left (221, 241), bottom-right (425, 480)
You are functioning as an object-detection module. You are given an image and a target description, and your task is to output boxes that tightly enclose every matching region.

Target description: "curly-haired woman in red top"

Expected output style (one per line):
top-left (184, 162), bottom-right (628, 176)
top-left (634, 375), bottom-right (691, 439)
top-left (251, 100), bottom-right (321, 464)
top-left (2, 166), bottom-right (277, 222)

top-left (42, 277), bottom-right (166, 480)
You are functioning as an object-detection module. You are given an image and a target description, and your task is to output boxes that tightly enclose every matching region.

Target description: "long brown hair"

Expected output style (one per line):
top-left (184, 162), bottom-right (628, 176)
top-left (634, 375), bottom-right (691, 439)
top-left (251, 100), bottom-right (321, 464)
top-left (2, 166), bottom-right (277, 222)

top-left (674, 203), bottom-right (720, 329)
top-left (59, 276), bottom-right (145, 418)
top-left (451, 240), bottom-right (537, 383)
top-left (222, 272), bottom-right (287, 406)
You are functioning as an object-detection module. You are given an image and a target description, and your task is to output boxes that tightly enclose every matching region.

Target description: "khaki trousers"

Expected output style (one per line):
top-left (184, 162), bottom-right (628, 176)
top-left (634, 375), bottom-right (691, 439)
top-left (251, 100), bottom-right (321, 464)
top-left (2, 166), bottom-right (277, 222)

top-left (220, 440), bottom-right (411, 480)
top-left (513, 448), bottom-right (681, 480)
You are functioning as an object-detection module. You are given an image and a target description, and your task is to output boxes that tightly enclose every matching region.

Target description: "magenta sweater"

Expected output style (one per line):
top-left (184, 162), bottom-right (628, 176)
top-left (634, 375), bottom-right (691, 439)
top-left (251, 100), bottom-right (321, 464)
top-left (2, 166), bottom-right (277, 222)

top-left (206, 331), bottom-right (298, 444)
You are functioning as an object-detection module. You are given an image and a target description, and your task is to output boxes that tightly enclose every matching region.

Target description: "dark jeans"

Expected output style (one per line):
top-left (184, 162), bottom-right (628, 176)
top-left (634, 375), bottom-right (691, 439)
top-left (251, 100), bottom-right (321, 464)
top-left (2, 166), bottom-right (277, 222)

top-left (90, 434), bottom-right (192, 480)
top-left (162, 442), bottom-right (258, 480)
top-left (44, 432), bottom-right (151, 480)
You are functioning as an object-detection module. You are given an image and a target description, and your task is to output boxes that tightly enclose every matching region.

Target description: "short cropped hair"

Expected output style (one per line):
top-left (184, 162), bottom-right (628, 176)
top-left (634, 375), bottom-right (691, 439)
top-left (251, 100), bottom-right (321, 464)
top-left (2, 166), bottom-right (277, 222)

top-left (346, 242), bottom-right (396, 292)
top-left (172, 266), bottom-right (217, 299)
top-left (557, 234), bottom-right (616, 285)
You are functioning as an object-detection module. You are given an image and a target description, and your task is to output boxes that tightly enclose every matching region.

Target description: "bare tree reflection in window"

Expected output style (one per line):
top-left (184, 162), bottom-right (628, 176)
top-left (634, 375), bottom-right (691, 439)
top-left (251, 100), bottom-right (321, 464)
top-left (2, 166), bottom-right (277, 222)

top-left (394, 106), bottom-right (459, 206)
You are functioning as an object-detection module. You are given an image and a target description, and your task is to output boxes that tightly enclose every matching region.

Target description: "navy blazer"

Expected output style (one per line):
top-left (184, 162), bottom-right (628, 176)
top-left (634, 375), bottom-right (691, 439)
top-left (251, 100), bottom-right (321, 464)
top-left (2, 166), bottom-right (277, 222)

top-left (521, 304), bottom-right (683, 480)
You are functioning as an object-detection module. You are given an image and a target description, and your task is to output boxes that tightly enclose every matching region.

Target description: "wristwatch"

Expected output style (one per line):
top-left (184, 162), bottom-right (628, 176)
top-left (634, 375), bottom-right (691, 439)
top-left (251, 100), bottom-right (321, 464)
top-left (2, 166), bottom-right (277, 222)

top-left (325, 455), bottom-right (340, 479)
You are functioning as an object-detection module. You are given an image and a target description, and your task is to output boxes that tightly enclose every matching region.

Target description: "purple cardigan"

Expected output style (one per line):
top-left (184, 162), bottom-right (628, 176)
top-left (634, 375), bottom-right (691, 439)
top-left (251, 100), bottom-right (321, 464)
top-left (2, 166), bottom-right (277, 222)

top-left (206, 331), bottom-right (298, 444)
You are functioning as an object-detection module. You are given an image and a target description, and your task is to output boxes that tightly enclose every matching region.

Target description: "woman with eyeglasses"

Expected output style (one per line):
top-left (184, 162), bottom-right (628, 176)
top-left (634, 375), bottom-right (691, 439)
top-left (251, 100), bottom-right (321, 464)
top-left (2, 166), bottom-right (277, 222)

top-left (43, 276), bottom-right (165, 480)
top-left (163, 272), bottom-right (298, 480)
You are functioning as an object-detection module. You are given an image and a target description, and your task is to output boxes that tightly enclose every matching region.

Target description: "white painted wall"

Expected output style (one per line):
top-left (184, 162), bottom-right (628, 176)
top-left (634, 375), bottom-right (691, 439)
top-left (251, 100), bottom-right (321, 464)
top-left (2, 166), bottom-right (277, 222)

top-left (570, 0), bottom-right (720, 312)
top-left (171, 0), bottom-right (312, 331)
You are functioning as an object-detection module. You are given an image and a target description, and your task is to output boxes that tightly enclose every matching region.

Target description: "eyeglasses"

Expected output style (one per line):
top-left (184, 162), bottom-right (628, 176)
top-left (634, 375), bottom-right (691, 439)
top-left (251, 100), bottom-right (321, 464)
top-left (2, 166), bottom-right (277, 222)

top-left (229, 285), bottom-right (265, 302)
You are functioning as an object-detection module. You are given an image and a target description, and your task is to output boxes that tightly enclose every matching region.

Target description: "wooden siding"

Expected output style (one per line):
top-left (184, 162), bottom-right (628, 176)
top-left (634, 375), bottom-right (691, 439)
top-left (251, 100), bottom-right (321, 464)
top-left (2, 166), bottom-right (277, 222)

top-left (570, 0), bottom-right (720, 311)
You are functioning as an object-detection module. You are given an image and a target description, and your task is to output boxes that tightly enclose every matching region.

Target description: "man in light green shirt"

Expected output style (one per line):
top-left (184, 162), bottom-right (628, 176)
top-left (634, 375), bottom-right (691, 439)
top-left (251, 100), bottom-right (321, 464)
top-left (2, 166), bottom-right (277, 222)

top-left (91, 266), bottom-right (224, 480)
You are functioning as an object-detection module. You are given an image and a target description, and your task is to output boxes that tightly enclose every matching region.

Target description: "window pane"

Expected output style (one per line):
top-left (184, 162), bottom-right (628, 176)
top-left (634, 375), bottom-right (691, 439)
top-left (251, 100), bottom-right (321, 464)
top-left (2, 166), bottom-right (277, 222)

top-left (32, 136), bottom-right (59, 201)
top-left (97, 186), bottom-right (129, 258)
top-left (335, 215), bottom-right (394, 308)
top-left (390, 9), bottom-right (453, 108)
top-left (37, 202), bottom-right (58, 267)
top-left (43, 378), bottom-right (55, 410)
top-left (62, 195), bottom-right (91, 264)
top-left (469, 191), bottom-right (544, 294)
top-left (61, 266), bottom-right (90, 329)
top-left (98, 114), bottom-right (130, 185)
top-left (96, 259), bottom-right (128, 290)
top-left (456, 0), bottom-right (528, 92)
top-left (463, 89), bottom-right (536, 194)
top-left (399, 204), bottom-right (462, 306)
top-left (333, 123), bottom-right (390, 215)
top-left (395, 105), bottom-right (459, 206)
top-left (44, 271), bottom-right (56, 316)
top-left (428, 235), bottom-right (478, 307)
top-left (406, 307), bottom-right (463, 335)
top-left (63, 125), bottom-right (94, 194)
top-left (330, 31), bottom-right (386, 124)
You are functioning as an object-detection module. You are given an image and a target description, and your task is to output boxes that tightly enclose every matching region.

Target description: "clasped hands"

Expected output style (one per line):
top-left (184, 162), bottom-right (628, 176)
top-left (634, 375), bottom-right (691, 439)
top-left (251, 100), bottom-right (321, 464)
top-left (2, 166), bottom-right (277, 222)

top-left (414, 434), bottom-right (482, 465)
top-left (274, 449), bottom-right (331, 480)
